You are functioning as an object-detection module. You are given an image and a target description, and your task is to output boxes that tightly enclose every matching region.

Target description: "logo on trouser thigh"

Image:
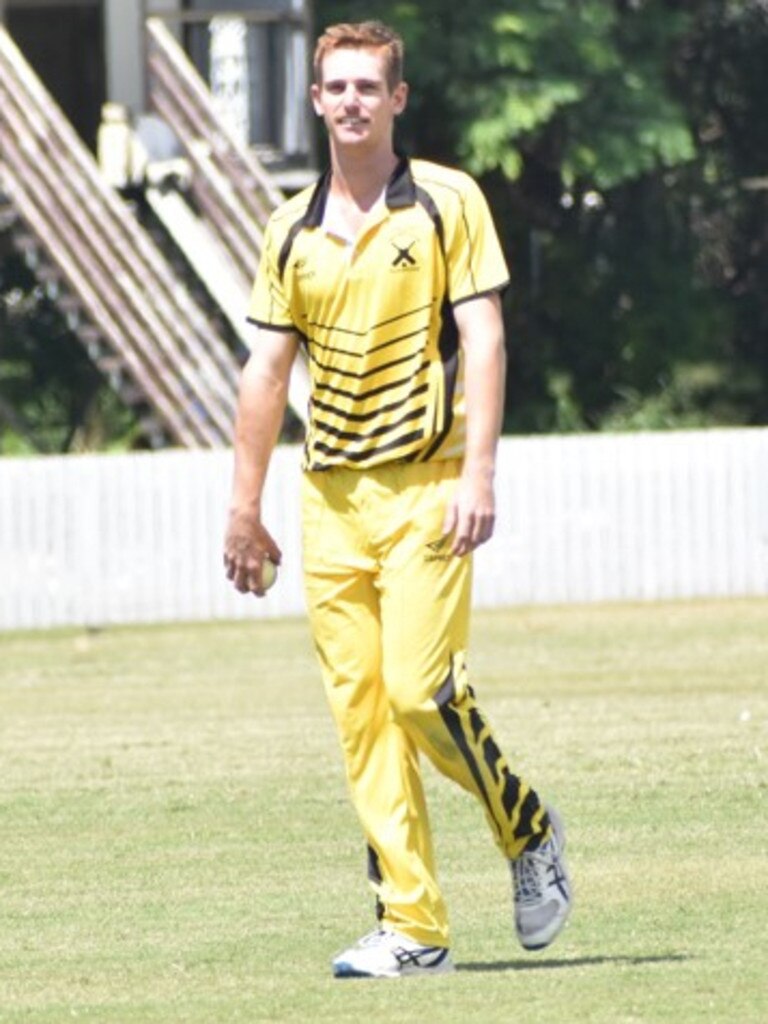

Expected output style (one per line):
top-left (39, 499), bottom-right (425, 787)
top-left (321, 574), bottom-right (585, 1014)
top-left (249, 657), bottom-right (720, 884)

top-left (425, 536), bottom-right (452, 563)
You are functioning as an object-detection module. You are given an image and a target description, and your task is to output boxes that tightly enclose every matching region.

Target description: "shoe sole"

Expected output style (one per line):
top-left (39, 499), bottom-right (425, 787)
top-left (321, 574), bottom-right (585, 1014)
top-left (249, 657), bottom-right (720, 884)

top-left (333, 953), bottom-right (455, 979)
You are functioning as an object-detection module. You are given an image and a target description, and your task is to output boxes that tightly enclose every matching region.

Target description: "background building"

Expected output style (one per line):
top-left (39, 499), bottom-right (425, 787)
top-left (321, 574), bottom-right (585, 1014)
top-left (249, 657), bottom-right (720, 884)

top-left (0, 0), bottom-right (313, 168)
top-left (0, 0), bottom-right (313, 449)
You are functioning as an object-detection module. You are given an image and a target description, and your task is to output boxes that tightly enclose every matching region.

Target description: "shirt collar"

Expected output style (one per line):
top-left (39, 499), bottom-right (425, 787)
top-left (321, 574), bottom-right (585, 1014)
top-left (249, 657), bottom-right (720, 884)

top-left (385, 155), bottom-right (417, 209)
top-left (303, 155), bottom-right (416, 228)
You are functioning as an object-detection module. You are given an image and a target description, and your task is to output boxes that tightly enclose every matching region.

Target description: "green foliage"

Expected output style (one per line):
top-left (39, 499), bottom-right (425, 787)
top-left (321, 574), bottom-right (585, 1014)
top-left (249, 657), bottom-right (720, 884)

top-left (674, 0), bottom-right (768, 418)
top-left (318, 0), bottom-right (696, 188)
top-left (313, 0), bottom-right (768, 433)
top-left (461, 3), bottom-right (696, 189)
top-left (599, 361), bottom-right (751, 431)
top-left (2, 2), bottom-right (767, 445)
top-left (0, 248), bottom-right (140, 453)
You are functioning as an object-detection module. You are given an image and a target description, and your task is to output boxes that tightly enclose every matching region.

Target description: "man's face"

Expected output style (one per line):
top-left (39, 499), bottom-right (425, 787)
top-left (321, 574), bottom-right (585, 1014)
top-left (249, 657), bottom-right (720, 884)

top-left (311, 47), bottom-right (407, 151)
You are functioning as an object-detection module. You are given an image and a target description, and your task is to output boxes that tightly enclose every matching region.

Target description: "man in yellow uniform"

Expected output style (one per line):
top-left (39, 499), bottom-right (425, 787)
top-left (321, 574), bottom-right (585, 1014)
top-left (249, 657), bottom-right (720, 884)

top-left (224, 20), bottom-right (572, 979)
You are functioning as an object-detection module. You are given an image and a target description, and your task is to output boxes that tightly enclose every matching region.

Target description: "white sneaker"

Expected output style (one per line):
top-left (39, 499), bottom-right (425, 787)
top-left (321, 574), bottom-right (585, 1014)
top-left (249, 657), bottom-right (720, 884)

top-left (511, 806), bottom-right (572, 950)
top-left (332, 928), bottom-right (455, 979)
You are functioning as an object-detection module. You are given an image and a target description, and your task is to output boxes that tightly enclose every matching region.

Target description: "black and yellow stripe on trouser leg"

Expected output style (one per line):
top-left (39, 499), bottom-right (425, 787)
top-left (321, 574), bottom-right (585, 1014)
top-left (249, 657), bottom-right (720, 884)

top-left (301, 460), bottom-right (551, 950)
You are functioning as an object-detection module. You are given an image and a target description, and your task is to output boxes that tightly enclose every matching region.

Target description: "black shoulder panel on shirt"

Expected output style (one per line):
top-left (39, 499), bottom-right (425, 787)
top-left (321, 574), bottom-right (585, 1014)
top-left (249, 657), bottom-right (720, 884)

top-left (276, 172), bottom-right (331, 280)
top-left (413, 184), bottom-right (447, 264)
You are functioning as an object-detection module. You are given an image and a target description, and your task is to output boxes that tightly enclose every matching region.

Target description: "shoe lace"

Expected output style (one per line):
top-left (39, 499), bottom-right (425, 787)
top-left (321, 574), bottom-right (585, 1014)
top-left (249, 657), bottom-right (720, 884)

top-left (512, 848), bottom-right (547, 906)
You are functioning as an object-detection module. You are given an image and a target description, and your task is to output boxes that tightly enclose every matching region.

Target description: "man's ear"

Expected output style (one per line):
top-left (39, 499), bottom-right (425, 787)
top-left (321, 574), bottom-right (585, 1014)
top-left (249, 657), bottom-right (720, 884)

top-left (310, 83), bottom-right (323, 116)
top-left (392, 81), bottom-right (409, 117)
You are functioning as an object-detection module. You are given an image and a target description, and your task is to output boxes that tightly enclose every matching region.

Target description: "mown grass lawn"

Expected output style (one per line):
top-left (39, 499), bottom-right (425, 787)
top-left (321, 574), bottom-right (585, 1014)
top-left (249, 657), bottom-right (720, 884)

top-left (1, 599), bottom-right (765, 1023)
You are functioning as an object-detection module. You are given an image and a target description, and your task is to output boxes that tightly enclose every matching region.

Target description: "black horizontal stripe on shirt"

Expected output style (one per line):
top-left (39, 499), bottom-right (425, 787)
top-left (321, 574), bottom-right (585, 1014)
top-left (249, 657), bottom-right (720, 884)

top-left (307, 339), bottom-right (363, 360)
top-left (313, 405), bottom-right (426, 445)
top-left (369, 301), bottom-right (436, 331)
top-left (310, 428), bottom-right (426, 465)
top-left (303, 320), bottom-right (368, 339)
top-left (306, 324), bottom-right (429, 362)
top-left (368, 325), bottom-right (430, 356)
top-left (305, 301), bottom-right (435, 338)
top-left (311, 381), bottom-right (430, 424)
top-left (308, 348), bottom-right (422, 382)
top-left (313, 361), bottom-right (430, 403)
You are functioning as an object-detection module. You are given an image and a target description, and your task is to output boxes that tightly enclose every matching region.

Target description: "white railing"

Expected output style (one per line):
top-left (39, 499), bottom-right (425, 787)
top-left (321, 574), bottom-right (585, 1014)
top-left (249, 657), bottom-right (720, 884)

top-left (1, 428), bottom-right (766, 631)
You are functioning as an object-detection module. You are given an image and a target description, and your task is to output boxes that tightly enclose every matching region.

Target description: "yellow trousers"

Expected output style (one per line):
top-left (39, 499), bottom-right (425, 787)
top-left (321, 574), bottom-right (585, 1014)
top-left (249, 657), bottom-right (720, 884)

top-left (301, 459), bottom-right (548, 947)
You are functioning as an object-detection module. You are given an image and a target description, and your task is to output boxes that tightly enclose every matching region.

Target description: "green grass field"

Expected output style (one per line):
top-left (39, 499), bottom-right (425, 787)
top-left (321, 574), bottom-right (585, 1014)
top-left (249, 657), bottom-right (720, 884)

top-left (1, 599), bottom-right (766, 1023)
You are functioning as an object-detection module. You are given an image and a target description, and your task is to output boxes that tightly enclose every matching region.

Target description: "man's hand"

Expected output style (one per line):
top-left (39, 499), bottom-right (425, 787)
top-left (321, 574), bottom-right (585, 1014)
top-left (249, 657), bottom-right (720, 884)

top-left (223, 329), bottom-right (297, 598)
top-left (223, 509), bottom-right (282, 597)
top-left (442, 469), bottom-right (496, 557)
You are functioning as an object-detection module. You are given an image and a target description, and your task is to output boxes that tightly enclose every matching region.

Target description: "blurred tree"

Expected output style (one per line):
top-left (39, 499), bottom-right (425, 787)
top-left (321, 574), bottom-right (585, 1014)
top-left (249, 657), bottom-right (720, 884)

top-left (0, 247), bottom-right (139, 453)
top-left (1, 1), bottom-right (766, 449)
top-left (314, 0), bottom-right (768, 431)
top-left (315, 0), bottom-right (692, 180)
top-left (673, 0), bottom-right (768, 424)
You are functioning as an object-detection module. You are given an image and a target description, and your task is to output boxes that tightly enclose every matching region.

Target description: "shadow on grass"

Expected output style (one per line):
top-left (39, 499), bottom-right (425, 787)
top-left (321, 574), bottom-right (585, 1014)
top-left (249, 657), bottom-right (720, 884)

top-left (457, 953), bottom-right (691, 973)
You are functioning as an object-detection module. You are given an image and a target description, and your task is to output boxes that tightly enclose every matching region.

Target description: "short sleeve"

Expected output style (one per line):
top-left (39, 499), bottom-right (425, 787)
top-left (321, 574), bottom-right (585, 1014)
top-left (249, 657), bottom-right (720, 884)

top-left (443, 176), bottom-right (510, 305)
top-left (247, 218), bottom-right (295, 329)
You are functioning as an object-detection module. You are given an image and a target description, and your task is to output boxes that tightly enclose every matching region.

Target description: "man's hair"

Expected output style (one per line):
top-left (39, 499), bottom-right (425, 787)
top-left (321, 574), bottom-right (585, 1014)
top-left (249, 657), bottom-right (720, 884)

top-left (313, 21), bottom-right (404, 92)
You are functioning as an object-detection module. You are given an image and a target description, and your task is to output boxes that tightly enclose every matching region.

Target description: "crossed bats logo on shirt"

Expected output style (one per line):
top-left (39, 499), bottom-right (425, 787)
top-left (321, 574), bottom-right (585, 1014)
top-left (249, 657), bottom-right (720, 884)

top-left (391, 238), bottom-right (418, 268)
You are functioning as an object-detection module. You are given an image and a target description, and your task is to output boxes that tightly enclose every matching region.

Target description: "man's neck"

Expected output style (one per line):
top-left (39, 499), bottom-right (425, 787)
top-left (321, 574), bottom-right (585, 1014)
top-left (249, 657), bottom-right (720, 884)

top-left (328, 144), bottom-right (400, 212)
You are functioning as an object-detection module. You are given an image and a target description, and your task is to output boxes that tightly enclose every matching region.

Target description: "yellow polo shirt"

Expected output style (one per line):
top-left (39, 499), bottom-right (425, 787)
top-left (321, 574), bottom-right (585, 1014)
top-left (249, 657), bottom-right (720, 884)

top-left (248, 157), bottom-right (509, 471)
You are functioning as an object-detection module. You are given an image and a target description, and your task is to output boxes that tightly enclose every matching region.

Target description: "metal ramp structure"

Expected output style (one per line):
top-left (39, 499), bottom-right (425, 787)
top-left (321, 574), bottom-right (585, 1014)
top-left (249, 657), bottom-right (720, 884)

top-left (143, 16), bottom-right (310, 420)
top-left (146, 17), bottom-right (282, 297)
top-left (0, 18), bottom-right (310, 448)
top-left (0, 22), bottom-right (241, 448)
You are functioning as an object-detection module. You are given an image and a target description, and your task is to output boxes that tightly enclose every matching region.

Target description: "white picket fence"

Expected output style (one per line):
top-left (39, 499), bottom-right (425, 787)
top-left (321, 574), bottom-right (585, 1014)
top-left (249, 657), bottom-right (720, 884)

top-left (0, 427), bottom-right (766, 631)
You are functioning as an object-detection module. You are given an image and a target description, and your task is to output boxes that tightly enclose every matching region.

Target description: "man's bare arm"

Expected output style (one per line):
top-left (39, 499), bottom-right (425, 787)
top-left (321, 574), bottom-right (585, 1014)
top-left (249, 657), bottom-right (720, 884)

top-left (443, 291), bottom-right (506, 556)
top-left (223, 327), bottom-right (300, 595)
